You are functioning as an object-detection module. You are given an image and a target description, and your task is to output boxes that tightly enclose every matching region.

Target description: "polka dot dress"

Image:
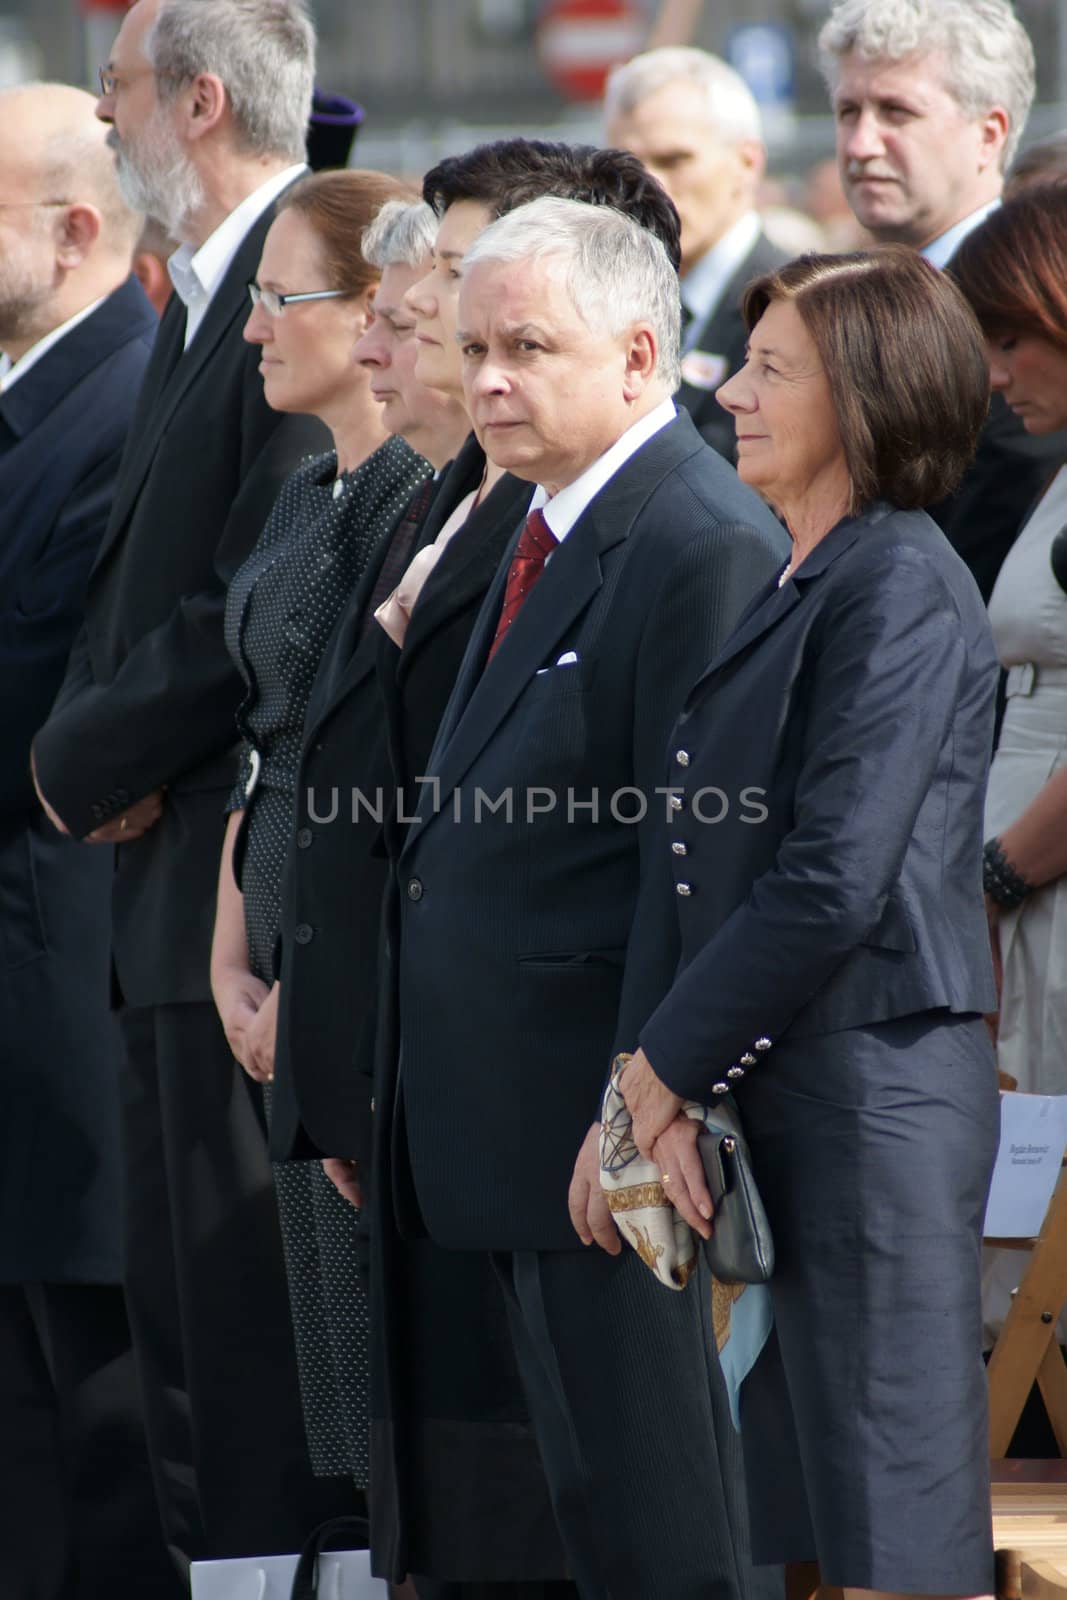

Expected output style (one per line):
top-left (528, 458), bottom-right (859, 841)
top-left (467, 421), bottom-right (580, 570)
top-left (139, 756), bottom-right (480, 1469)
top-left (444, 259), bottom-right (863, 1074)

top-left (224, 436), bottom-right (432, 1481)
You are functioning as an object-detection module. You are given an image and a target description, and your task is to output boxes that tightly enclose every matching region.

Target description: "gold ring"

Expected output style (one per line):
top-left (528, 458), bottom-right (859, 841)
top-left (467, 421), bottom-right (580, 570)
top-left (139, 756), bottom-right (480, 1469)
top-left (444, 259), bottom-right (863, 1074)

top-left (660, 1172), bottom-right (670, 1184)
top-left (119, 816), bottom-right (129, 832)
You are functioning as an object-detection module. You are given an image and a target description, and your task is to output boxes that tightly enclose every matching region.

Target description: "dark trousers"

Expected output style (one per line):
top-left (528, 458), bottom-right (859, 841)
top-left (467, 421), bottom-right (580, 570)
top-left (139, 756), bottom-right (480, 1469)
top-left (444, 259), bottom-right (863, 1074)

top-left (0, 1281), bottom-right (180, 1599)
top-left (489, 1248), bottom-right (779, 1600)
top-left (119, 1002), bottom-right (353, 1579)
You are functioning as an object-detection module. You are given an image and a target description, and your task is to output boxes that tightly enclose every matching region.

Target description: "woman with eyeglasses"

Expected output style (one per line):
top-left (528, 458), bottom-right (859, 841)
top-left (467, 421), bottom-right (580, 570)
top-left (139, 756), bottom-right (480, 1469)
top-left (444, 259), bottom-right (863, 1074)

top-left (209, 168), bottom-right (429, 1490)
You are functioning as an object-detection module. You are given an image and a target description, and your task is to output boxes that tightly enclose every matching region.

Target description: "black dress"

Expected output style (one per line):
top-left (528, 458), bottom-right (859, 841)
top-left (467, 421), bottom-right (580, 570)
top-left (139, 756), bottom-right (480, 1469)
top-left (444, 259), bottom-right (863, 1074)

top-left (224, 438), bottom-right (432, 1477)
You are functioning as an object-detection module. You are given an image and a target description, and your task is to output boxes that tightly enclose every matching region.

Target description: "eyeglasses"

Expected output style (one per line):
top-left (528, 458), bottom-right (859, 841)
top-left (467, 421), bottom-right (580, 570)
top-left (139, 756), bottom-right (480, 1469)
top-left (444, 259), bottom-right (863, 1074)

top-left (98, 65), bottom-right (177, 98)
top-left (247, 282), bottom-right (349, 318)
top-left (0, 200), bottom-right (70, 209)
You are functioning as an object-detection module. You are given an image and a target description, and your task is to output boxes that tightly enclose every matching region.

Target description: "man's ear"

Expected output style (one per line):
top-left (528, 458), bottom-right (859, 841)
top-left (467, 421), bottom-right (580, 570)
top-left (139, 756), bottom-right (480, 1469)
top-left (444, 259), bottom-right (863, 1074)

top-left (184, 71), bottom-right (228, 141)
top-left (55, 203), bottom-right (102, 270)
top-left (623, 324), bottom-right (658, 400)
top-left (978, 105), bottom-right (1010, 174)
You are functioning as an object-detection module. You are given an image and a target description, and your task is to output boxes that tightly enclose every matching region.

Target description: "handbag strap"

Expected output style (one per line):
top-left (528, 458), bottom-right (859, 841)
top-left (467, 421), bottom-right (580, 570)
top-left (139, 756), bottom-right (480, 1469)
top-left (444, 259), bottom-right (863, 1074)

top-left (290, 1515), bottom-right (370, 1600)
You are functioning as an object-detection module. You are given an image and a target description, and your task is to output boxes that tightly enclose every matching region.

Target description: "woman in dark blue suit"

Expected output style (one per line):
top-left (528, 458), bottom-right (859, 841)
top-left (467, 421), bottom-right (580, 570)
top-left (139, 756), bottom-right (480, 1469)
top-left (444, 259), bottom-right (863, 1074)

top-left (619, 249), bottom-right (1001, 1599)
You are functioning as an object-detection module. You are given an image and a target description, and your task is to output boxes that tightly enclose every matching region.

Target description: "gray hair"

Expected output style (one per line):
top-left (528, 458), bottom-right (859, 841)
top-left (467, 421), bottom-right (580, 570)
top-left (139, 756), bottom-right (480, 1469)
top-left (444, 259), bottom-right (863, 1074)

top-left (147, 0), bottom-right (315, 163)
top-left (818, 0), bottom-right (1035, 168)
top-left (463, 195), bottom-right (681, 389)
top-left (360, 199), bottom-right (438, 272)
top-left (604, 46), bottom-right (763, 146)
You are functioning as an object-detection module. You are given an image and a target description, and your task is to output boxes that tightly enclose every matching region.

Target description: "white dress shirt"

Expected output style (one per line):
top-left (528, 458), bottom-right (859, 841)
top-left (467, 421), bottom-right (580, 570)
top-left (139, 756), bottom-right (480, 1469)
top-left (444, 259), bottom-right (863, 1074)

top-left (922, 200), bottom-right (1000, 271)
top-left (679, 212), bottom-right (762, 352)
top-left (168, 163), bottom-right (306, 347)
top-left (529, 396), bottom-right (677, 544)
top-left (0, 296), bottom-right (107, 393)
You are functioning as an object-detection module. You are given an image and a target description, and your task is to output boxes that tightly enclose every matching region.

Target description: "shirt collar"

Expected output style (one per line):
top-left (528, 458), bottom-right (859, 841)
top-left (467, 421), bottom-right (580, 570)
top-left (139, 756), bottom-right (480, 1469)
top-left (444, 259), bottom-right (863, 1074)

top-left (529, 397), bottom-right (677, 542)
top-left (0, 295), bottom-right (108, 394)
top-left (680, 212), bottom-right (762, 347)
top-left (922, 199), bottom-right (1001, 270)
top-left (167, 163), bottom-right (306, 311)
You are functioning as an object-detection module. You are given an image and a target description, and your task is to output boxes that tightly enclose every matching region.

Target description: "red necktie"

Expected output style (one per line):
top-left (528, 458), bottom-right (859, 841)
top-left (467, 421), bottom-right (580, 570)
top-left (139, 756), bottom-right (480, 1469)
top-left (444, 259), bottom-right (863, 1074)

top-left (486, 508), bottom-right (557, 663)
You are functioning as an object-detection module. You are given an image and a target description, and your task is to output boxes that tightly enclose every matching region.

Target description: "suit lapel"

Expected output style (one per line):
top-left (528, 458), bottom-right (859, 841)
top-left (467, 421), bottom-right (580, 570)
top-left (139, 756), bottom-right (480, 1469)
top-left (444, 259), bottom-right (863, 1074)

top-left (95, 192), bottom-right (294, 567)
top-left (404, 413), bottom-right (705, 849)
top-left (684, 506), bottom-right (881, 699)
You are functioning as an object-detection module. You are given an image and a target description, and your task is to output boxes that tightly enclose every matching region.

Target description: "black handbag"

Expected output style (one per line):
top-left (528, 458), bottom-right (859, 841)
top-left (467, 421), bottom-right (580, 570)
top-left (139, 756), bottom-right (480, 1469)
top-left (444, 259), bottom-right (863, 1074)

top-left (696, 1109), bottom-right (775, 1285)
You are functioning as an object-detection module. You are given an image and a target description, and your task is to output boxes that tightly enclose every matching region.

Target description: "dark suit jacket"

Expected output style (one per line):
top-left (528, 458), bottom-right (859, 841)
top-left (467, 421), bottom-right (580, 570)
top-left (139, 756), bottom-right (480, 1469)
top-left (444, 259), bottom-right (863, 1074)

top-left (271, 440), bottom-right (532, 1165)
top-left (0, 277), bottom-right (155, 1280)
top-left (675, 231), bottom-right (789, 462)
top-left (33, 187), bottom-right (329, 1007)
top-left (638, 503), bottom-right (1000, 1102)
top-left (392, 410), bottom-right (789, 1252)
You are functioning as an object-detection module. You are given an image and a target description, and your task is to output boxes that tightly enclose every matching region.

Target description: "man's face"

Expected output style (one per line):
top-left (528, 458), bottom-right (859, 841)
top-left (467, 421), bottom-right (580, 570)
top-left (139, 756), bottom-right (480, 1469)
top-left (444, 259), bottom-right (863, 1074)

top-left (0, 135), bottom-right (58, 349)
top-left (458, 253), bottom-right (651, 493)
top-left (606, 80), bottom-right (756, 277)
top-left (96, 0), bottom-right (203, 237)
top-left (355, 259), bottom-right (466, 455)
top-left (833, 50), bottom-right (1005, 247)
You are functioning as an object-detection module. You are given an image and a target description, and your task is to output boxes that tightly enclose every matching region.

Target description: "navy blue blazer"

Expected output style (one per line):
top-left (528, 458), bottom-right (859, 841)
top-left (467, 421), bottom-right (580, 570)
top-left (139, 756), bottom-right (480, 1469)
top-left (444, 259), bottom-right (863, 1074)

top-left (0, 276), bottom-right (155, 1280)
top-left (393, 409), bottom-right (789, 1251)
top-left (639, 502), bottom-right (1001, 1103)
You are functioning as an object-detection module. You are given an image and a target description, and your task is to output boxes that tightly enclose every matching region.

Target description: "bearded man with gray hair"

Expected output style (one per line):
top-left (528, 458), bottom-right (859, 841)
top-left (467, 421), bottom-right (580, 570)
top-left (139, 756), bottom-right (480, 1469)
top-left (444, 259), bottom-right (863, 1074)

top-left (388, 195), bottom-right (787, 1600)
top-left (819, 0), bottom-right (1057, 598)
top-left (31, 0), bottom-right (350, 1578)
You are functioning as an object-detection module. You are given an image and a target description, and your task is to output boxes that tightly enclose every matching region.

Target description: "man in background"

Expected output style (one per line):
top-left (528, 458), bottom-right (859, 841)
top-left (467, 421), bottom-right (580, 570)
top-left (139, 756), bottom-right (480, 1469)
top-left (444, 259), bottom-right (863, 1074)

top-left (820, 0), bottom-right (1056, 598)
top-left (0, 82), bottom-right (174, 1598)
top-left (32, 0), bottom-right (348, 1579)
top-left (604, 45), bottom-right (787, 460)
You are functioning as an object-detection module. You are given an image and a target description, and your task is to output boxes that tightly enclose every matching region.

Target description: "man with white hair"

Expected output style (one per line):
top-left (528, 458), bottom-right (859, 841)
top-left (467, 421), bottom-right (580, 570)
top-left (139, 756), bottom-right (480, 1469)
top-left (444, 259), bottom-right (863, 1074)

top-left (820, 0), bottom-right (1057, 597)
top-left (32, 0), bottom-right (350, 1577)
top-left (389, 195), bottom-right (787, 1600)
top-left (604, 46), bottom-right (787, 460)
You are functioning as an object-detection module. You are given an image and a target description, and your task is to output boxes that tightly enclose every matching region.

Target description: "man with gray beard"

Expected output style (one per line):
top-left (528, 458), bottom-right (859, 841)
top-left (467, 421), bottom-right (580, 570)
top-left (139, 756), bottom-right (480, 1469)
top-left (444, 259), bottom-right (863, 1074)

top-left (32, 0), bottom-right (350, 1579)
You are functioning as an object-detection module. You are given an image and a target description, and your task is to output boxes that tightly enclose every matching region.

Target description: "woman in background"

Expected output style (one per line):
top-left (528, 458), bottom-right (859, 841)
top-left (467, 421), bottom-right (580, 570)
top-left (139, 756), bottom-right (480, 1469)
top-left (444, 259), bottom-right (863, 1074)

top-left (210, 168), bottom-right (428, 1486)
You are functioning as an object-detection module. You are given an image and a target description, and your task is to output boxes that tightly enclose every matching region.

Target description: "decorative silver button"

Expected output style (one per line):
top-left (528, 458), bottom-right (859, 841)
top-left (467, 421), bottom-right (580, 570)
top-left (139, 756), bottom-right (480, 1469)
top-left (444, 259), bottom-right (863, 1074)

top-left (727, 1067), bottom-right (744, 1079)
top-left (669, 794), bottom-right (683, 812)
top-left (244, 747), bottom-right (262, 799)
top-left (754, 1037), bottom-right (772, 1052)
top-left (675, 750), bottom-right (691, 767)
top-left (712, 1081), bottom-right (729, 1095)
top-left (676, 882), bottom-right (692, 897)
top-left (740, 1053), bottom-right (756, 1067)
top-left (671, 842), bottom-right (688, 857)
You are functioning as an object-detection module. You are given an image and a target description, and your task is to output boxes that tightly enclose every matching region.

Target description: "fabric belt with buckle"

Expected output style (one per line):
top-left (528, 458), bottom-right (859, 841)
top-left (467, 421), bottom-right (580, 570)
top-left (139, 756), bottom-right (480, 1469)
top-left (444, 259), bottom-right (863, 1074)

top-left (1004, 662), bottom-right (1067, 699)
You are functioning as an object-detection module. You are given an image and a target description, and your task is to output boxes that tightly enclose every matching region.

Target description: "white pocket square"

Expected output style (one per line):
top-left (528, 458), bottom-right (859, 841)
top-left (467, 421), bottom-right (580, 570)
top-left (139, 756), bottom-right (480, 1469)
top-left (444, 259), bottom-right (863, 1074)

top-left (536, 650), bottom-right (580, 676)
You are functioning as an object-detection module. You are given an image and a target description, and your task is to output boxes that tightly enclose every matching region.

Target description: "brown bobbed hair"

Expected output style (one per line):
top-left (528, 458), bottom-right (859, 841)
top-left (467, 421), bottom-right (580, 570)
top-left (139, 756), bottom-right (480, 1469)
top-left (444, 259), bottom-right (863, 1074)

top-left (743, 247), bottom-right (990, 513)
top-left (950, 184), bottom-right (1067, 350)
top-left (275, 168), bottom-right (417, 296)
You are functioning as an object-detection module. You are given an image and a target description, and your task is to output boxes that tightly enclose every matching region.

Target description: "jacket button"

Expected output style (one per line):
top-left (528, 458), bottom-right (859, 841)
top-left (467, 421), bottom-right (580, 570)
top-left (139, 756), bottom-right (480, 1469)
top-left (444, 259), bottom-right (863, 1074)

top-left (296, 827), bottom-right (313, 849)
top-left (294, 923), bottom-right (314, 945)
top-left (727, 1067), bottom-right (744, 1079)
top-left (676, 881), bottom-right (693, 897)
top-left (754, 1037), bottom-right (772, 1052)
top-left (669, 794), bottom-right (683, 812)
top-left (675, 750), bottom-right (690, 767)
top-left (712, 1081), bottom-right (729, 1095)
top-left (740, 1053), bottom-right (757, 1067)
top-left (407, 878), bottom-right (424, 901)
top-left (671, 841), bottom-right (688, 857)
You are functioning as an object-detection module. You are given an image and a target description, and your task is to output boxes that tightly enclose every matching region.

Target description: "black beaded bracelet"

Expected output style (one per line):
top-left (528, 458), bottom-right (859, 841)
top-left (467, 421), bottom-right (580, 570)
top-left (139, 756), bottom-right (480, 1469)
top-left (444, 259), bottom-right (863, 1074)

top-left (983, 836), bottom-right (1033, 910)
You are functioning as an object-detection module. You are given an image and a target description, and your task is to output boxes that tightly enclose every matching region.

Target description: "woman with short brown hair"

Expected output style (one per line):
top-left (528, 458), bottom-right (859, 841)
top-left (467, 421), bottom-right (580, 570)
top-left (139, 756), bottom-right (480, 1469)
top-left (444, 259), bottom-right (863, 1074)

top-left (618, 248), bottom-right (1001, 1599)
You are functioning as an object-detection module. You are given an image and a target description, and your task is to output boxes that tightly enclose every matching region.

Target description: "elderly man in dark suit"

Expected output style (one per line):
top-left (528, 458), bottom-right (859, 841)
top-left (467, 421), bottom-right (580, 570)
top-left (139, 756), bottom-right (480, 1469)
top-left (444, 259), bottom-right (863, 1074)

top-left (387, 196), bottom-right (787, 1600)
top-left (31, 0), bottom-right (349, 1578)
top-left (604, 46), bottom-right (788, 462)
top-left (0, 81), bottom-right (175, 1600)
